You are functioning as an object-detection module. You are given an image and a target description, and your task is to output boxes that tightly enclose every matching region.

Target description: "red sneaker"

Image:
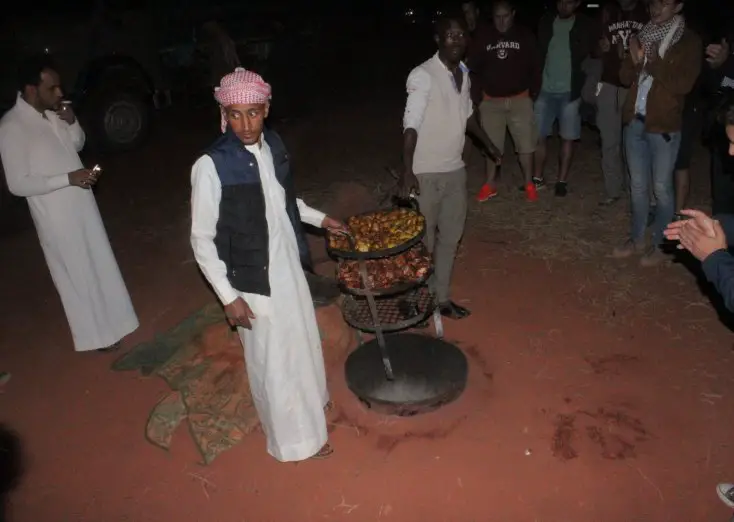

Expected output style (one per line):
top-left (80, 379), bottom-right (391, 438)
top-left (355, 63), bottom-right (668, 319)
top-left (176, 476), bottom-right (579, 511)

top-left (476, 183), bottom-right (497, 202)
top-left (525, 183), bottom-right (538, 202)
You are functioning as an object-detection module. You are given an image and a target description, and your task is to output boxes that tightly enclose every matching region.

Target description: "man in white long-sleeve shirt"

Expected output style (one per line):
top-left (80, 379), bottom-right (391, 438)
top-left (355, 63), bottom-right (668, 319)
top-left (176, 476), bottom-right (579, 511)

top-left (0, 55), bottom-right (138, 352)
top-left (190, 68), bottom-right (346, 462)
top-left (401, 16), bottom-right (502, 320)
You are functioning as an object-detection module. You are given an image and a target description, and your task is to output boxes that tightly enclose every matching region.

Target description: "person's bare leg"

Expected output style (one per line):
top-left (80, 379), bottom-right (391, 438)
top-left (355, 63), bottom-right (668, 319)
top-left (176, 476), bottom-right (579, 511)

top-left (518, 152), bottom-right (533, 185)
top-left (485, 161), bottom-right (499, 186)
top-left (558, 139), bottom-right (575, 182)
top-left (675, 168), bottom-right (689, 212)
top-left (475, 101), bottom-right (504, 201)
top-left (534, 139), bottom-right (547, 181)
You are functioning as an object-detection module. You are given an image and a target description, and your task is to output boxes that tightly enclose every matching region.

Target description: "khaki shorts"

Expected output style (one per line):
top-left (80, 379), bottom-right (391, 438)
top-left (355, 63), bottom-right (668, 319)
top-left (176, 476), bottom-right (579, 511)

top-left (479, 96), bottom-right (537, 161)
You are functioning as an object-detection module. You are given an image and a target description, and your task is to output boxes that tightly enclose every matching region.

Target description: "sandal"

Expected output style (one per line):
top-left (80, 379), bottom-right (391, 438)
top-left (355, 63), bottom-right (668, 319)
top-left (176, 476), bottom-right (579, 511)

top-left (310, 443), bottom-right (334, 460)
top-left (97, 342), bottom-right (122, 354)
top-left (717, 483), bottom-right (734, 509)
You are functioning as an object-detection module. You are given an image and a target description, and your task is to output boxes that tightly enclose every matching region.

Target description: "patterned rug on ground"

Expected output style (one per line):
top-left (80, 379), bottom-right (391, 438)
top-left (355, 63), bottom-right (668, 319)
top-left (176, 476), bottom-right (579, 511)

top-left (111, 299), bottom-right (355, 465)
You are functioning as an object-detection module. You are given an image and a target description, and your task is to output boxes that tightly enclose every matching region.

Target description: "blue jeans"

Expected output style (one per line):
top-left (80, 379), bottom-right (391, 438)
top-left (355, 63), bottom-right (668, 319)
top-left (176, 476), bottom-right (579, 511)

top-left (624, 118), bottom-right (681, 246)
top-left (533, 91), bottom-right (582, 140)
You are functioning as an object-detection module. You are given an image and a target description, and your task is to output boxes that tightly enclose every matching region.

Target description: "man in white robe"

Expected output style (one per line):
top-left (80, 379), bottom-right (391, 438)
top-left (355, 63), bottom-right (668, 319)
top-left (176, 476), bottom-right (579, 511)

top-left (0, 55), bottom-right (138, 352)
top-left (190, 68), bottom-right (346, 462)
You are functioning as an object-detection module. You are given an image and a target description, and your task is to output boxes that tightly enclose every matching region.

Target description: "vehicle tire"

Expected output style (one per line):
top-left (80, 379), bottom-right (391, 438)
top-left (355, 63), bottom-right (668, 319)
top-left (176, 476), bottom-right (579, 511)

top-left (85, 89), bottom-right (151, 153)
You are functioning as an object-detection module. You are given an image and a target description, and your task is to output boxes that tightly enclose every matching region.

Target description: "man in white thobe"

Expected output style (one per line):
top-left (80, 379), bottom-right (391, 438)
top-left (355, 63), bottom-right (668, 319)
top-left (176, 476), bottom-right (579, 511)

top-left (190, 68), bottom-right (345, 462)
top-left (0, 55), bottom-right (138, 352)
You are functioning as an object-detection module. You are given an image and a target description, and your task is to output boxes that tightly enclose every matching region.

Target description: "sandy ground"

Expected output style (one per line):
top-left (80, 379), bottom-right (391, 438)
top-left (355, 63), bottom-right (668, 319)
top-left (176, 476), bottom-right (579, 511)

top-left (2, 90), bottom-right (734, 522)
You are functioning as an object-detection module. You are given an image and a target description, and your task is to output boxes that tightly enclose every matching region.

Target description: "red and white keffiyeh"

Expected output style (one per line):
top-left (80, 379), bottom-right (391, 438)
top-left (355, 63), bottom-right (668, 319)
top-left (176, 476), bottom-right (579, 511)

top-left (214, 67), bottom-right (272, 133)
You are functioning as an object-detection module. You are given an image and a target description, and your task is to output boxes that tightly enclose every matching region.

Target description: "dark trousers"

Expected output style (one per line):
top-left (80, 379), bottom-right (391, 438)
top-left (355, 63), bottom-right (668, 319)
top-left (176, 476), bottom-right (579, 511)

top-left (711, 139), bottom-right (734, 215)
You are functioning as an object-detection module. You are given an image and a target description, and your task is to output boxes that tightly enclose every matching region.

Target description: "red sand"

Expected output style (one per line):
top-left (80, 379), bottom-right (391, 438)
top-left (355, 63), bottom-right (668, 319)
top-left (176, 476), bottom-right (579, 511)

top-left (3, 227), bottom-right (734, 521)
top-left (2, 112), bottom-right (734, 521)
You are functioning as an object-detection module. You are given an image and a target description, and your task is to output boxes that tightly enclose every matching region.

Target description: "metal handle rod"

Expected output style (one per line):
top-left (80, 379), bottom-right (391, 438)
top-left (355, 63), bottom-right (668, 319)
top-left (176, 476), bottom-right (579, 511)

top-left (433, 308), bottom-right (444, 339)
top-left (357, 257), bottom-right (394, 380)
top-left (345, 232), bottom-right (394, 381)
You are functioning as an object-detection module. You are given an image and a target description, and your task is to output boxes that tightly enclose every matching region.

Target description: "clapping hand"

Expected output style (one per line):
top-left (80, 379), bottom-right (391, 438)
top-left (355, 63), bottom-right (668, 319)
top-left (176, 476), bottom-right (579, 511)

top-left (664, 209), bottom-right (716, 241)
top-left (706, 38), bottom-right (731, 69)
top-left (664, 209), bottom-right (727, 262)
top-left (629, 36), bottom-right (644, 65)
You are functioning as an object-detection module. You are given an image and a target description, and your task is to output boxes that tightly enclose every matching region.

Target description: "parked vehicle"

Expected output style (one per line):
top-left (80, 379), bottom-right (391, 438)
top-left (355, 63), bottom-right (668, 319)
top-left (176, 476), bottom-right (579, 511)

top-left (0, 1), bottom-right (308, 227)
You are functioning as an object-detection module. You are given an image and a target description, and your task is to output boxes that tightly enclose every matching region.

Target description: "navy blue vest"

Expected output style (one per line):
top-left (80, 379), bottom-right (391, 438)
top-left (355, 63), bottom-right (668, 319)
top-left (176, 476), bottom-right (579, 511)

top-left (206, 127), bottom-right (313, 297)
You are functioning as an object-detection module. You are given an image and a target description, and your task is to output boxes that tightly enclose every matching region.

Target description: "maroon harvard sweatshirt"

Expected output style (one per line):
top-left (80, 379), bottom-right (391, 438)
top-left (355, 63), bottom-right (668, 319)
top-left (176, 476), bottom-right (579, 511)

top-left (468, 24), bottom-right (540, 100)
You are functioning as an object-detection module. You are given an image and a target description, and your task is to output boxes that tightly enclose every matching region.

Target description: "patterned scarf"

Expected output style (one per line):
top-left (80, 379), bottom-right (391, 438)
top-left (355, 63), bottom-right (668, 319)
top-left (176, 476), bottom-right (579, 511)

top-left (637, 14), bottom-right (685, 58)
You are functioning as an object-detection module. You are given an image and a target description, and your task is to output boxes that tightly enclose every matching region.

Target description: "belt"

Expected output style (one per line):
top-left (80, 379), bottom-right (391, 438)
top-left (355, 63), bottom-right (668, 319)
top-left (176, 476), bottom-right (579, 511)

top-left (483, 89), bottom-right (530, 101)
top-left (634, 113), bottom-right (672, 142)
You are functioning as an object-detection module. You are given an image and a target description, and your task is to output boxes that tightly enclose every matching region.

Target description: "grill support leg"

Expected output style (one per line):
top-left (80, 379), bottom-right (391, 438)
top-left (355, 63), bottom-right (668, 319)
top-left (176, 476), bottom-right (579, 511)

top-left (357, 257), bottom-right (395, 381)
top-left (433, 308), bottom-right (444, 339)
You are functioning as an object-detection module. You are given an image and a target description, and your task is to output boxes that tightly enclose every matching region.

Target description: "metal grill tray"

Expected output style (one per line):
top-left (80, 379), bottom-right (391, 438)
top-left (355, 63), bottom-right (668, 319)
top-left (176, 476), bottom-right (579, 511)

top-left (338, 266), bottom-right (433, 297)
top-left (341, 286), bottom-right (435, 332)
top-left (326, 210), bottom-right (426, 260)
top-left (336, 243), bottom-right (433, 297)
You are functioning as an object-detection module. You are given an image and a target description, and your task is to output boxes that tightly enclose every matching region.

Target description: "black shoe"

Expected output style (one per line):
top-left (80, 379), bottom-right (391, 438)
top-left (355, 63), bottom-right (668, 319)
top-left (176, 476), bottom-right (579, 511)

top-left (439, 301), bottom-right (471, 320)
top-left (554, 182), bottom-right (568, 197)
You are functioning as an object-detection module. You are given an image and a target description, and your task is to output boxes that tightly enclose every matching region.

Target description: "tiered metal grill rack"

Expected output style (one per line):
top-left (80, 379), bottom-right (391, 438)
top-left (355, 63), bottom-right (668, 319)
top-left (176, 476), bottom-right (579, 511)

top-left (328, 204), bottom-right (467, 416)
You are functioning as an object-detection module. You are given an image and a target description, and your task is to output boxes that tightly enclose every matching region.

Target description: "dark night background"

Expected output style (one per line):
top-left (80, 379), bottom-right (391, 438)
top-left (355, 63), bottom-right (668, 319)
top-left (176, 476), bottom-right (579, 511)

top-left (0, 0), bottom-right (732, 226)
top-left (0, 0), bottom-right (731, 111)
